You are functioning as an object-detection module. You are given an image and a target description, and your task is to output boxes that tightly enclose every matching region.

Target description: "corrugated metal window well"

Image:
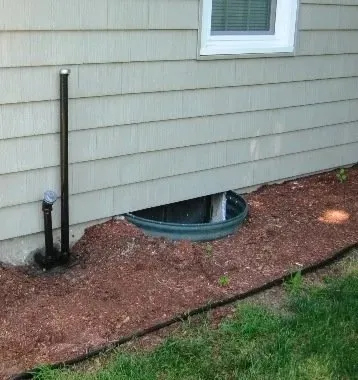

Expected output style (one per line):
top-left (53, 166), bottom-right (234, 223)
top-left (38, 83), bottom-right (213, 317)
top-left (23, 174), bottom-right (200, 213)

top-left (125, 191), bottom-right (248, 241)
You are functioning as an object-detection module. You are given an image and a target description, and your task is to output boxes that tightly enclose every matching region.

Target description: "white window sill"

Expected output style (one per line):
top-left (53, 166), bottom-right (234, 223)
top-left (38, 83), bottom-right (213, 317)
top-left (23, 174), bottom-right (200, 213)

top-left (197, 50), bottom-right (295, 60)
top-left (199, 32), bottom-right (296, 57)
top-left (200, 44), bottom-right (295, 56)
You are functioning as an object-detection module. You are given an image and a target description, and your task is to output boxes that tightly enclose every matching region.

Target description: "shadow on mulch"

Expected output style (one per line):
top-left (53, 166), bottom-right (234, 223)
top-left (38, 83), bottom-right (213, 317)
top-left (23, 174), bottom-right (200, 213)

top-left (1, 168), bottom-right (358, 379)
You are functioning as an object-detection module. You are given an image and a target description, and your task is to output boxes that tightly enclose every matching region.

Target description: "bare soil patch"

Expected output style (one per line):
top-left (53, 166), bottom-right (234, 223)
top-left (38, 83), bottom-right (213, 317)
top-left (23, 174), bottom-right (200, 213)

top-left (1, 168), bottom-right (357, 379)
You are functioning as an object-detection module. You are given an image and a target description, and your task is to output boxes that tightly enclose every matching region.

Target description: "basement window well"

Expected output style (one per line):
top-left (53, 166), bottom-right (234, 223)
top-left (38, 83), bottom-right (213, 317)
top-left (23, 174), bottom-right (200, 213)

top-left (125, 191), bottom-right (248, 241)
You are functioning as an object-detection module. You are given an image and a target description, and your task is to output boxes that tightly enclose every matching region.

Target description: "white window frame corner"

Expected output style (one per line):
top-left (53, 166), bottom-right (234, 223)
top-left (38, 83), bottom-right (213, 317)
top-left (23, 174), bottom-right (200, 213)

top-left (200, 0), bottom-right (299, 57)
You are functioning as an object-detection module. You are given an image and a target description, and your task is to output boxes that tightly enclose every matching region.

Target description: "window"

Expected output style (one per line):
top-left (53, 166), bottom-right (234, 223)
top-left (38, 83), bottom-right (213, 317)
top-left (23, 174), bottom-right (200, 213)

top-left (200, 0), bottom-right (298, 56)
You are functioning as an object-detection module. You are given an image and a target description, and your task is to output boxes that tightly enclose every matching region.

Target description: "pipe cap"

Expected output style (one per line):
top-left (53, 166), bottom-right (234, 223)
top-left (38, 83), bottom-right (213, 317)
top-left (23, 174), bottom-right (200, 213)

top-left (60, 68), bottom-right (71, 75)
top-left (44, 190), bottom-right (57, 205)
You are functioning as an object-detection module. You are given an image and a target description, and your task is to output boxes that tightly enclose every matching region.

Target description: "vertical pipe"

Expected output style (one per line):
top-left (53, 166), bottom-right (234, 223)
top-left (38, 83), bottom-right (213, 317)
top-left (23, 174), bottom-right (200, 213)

top-left (35, 190), bottom-right (57, 268)
top-left (43, 190), bottom-right (57, 260)
top-left (60, 69), bottom-right (70, 256)
top-left (43, 202), bottom-right (55, 258)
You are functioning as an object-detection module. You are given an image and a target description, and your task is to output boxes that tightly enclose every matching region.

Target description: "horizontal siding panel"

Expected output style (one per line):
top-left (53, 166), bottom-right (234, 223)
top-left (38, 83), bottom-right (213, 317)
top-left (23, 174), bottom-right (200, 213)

top-left (116, 142), bottom-right (357, 214)
top-left (0, 167), bottom-right (56, 209)
top-left (0, 135), bottom-right (59, 174)
top-left (1, 0), bottom-right (356, 33)
top-left (1, 30), bottom-right (357, 68)
top-left (1, 77), bottom-right (357, 140)
top-left (180, 78), bottom-right (358, 119)
top-left (0, 0), bottom-right (198, 31)
top-left (0, 30), bottom-right (196, 68)
top-left (0, 188), bottom-right (114, 241)
top-left (2, 54), bottom-right (358, 105)
top-left (76, 54), bottom-right (358, 95)
top-left (300, 4), bottom-right (358, 30)
top-left (112, 0), bottom-right (199, 30)
top-left (0, 0), bottom-right (107, 31)
top-left (2, 99), bottom-right (358, 174)
top-left (1, 0), bottom-right (357, 33)
top-left (298, 31), bottom-right (358, 55)
top-left (147, 0), bottom-right (198, 30)
top-left (1, 142), bottom-right (357, 241)
top-left (67, 100), bottom-right (358, 161)
top-left (0, 202), bottom-right (44, 241)
top-left (70, 122), bottom-right (358, 194)
top-left (1, 121), bottom-right (357, 208)
top-left (252, 142), bottom-right (358, 184)
top-left (0, 102), bottom-right (58, 140)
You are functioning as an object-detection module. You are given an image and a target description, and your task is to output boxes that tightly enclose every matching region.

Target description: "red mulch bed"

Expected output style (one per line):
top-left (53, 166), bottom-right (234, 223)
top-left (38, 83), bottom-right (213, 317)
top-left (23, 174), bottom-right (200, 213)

top-left (1, 168), bottom-right (358, 378)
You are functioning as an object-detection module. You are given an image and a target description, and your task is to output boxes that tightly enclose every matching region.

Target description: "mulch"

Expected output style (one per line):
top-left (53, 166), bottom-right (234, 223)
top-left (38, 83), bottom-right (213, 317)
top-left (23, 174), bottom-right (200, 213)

top-left (1, 167), bottom-right (357, 379)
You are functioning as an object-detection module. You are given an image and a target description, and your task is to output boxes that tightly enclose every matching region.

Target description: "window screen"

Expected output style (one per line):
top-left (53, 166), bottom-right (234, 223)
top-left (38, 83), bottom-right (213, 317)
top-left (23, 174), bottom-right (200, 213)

top-left (211, 0), bottom-right (275, 35)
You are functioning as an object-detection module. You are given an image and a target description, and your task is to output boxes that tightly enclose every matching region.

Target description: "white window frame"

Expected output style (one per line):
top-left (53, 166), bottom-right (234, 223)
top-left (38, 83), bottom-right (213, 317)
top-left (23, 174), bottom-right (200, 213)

top-left (200, 0), bottom-right (299, 56)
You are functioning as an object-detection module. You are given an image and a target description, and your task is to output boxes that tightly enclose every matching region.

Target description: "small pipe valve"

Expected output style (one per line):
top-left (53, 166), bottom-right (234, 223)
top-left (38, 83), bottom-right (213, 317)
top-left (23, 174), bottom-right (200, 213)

top-left (43, 190), bottom-right (57, 206)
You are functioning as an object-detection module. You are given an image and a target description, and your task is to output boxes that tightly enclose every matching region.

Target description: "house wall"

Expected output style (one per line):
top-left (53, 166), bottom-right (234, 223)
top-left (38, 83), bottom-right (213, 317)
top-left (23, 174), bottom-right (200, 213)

top-left (0, 0), bottom-right (357, 262)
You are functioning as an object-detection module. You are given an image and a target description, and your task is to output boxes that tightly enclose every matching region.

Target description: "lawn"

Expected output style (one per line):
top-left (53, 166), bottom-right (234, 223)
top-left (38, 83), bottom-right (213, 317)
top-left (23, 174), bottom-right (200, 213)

top-left (35, 255), bottom-right (358, 380)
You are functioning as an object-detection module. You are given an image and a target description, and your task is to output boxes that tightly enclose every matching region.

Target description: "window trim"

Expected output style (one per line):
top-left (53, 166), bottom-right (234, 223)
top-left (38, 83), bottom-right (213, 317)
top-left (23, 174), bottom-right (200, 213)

top-left (200, 0), bottom-right (299, 56)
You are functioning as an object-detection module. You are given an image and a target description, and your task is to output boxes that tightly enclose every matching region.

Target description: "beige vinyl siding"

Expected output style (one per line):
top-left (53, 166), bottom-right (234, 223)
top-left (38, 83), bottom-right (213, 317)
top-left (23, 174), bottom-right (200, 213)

top-left (2, 99), bottom-right (358, 174)
top-left (0, 31), bottom-right (197, 68)
top-left (300, 4), bottom-right (358, 30)
top-left (0, 0), bottom-right (199, 31)
top-left (1, 141), bottom-right (357, 241)
top-left (298, 31), bottom-right (358, 55)
top-left (2, 76), bottom-right (358, 139)
top-left (1, 30), bottom-right (358, 69)
top-left (0, 1), bottom-right (353, 31)
top-left (1, 120), bottom-right (358, 211)
top-left (1, 54), bottom-right (358, 106)
top-left (0, 0), bottom-right (358, 244)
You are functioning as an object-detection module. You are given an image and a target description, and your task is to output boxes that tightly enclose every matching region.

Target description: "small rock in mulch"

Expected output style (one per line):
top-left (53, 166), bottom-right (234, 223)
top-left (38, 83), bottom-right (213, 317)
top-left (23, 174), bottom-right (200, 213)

top-left (0, 168), bottom-right (357, 379)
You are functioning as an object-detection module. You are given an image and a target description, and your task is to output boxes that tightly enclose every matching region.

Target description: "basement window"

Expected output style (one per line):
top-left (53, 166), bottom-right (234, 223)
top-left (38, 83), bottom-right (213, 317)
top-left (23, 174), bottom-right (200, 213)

top-left (200, 0), bottom-right (298, 56)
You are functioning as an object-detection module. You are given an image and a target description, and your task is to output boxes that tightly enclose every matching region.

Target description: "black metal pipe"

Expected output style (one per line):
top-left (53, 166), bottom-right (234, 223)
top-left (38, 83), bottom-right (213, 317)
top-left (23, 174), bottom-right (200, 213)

top-left (34, 190), bottom-right (58, 268)
top-left (60, 69), bottom-right (70, 257)
top-left (43, 201), bottom-right (55, 259)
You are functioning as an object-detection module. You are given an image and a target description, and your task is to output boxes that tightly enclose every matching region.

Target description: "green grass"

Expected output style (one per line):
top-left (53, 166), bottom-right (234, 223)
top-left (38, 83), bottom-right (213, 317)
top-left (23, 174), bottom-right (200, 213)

top-left (35, 269), bottom-right (358, 380)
